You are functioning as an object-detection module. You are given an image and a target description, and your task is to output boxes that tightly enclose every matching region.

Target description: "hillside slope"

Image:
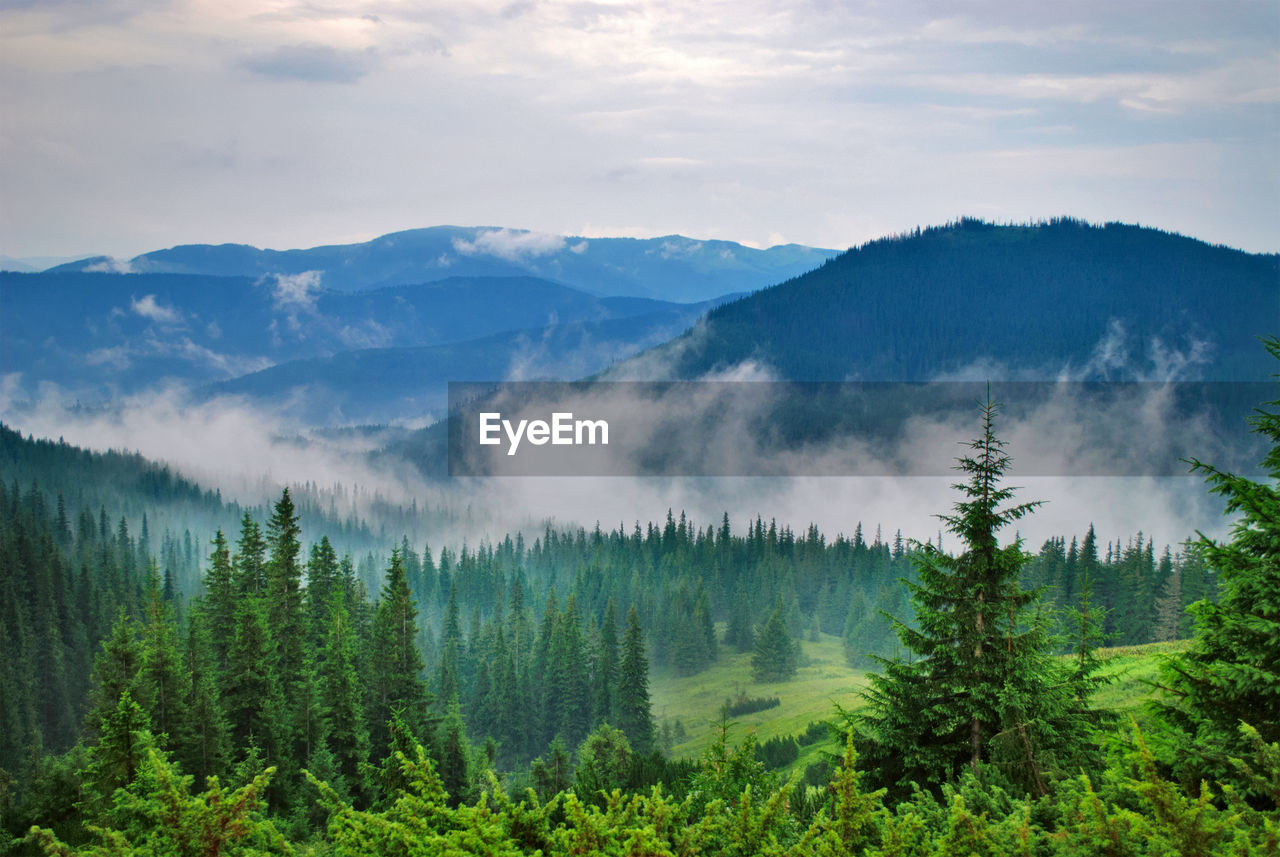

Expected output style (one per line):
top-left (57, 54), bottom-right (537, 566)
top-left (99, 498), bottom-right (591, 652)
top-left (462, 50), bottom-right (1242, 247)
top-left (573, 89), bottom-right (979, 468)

top-left (618, 219), bottom-right (1278, 381)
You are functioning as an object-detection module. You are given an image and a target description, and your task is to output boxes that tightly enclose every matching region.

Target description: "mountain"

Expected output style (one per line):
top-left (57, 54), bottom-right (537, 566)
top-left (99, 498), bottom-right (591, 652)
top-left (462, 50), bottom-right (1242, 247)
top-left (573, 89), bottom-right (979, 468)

top-left (46, 226), bottom-right (838, 302)
top-left (611, 219), bottom-right (1278, 382)
top-left (0, 271), bottom-right (709, 399)
top-left (203, 300), bottom-right (719, 425)
top-left (387, 219), bottom-right (1277, 478)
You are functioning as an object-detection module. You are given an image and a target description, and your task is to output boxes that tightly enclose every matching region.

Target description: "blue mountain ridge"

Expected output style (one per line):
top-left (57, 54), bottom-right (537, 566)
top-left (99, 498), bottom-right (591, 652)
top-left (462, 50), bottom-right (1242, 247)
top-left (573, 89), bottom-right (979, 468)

top-left (45, 226), bottom-right (839, 303)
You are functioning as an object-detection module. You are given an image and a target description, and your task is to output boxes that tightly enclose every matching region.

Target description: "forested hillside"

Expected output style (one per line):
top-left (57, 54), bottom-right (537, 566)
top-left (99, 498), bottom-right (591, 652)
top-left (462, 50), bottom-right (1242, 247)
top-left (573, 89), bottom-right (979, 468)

top-left (635, 218), bottom-right (1278, 381)
top-left (0, 379), bottom-right (1253, 852)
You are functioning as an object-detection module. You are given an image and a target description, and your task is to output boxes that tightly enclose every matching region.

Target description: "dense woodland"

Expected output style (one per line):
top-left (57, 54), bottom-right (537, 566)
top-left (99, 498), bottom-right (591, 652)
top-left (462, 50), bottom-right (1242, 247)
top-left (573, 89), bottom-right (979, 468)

top-left (0, 343), bottom-right (1277, 854)
top-left (656, 218), bottom-right (1278, 382)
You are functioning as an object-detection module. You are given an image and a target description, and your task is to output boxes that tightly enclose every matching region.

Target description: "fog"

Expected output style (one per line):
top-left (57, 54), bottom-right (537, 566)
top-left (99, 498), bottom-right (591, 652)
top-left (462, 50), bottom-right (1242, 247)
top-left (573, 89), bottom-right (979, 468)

top-left (0, 371), bottom-right (1241, 560)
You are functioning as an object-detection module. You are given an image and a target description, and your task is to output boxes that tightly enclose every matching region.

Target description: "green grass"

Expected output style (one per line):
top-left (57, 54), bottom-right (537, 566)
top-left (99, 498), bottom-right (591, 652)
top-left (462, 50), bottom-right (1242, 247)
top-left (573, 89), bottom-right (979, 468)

top-left (651, 635), bottom-right (1188, 775)
top-left (650, 631), bottom-right (867, 762)
top-left (1090, 639), bottom-right (1189, 727)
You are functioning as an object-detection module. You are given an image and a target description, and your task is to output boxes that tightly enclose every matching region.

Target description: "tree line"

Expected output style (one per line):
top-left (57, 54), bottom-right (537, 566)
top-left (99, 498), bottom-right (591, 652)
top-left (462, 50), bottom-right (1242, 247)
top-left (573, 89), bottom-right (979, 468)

top-left (10, 337), bottom-right (1280, 854)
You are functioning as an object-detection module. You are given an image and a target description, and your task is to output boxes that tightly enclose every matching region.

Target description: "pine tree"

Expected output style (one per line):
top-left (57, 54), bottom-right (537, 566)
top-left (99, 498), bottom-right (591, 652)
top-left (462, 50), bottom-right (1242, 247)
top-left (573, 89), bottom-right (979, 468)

top-left (222, 592), bottom-right (283, 766)
top-left (435, 701), bottom-right (472, 807)
top-left (1157, 338), bottom-right (1280, 799)
top-left (306, 535), bottom-right (341, 646)
top-left (319, 587), bottom-right (370, 796)
top-left (530, 735), bottom-right (573, 801)
top-left (182, 610), bottom-right (230, 784)
top-left (81, 690), bottom-right (156, 822)
top-left (370, 549), bottom-right (429, 750)
top-left (265, 488), bottom-right (305, 694)
top-left (545, 594), bottom-right (592, 748)
top-left (593, 599), bottom-right (620, 727)
top-left (137, 561), bottom-right (191, 756)
top-left (84, 611), bottom-right (144, 742)
top-left (725, 590), bottom-right (755, 652)
top-left (617, 606), bottom-right (654, 754)
top-left (202, 529), bottom-right (235, 674)
top-left (232, 513), bottom-right (266, 595)
top-left (851, 394), bottom-right (1087, 796)
top-left (752, 601), bottom-right (798, 682)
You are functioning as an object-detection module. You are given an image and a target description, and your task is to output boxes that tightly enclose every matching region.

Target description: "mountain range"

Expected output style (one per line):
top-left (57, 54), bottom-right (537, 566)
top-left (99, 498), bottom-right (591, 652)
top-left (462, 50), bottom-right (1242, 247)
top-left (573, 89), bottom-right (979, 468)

top-left (0, 270), bottom-right (722, 411)
top-left (42, 226), bottom-right (838, 303)
top-left (3, 219), bottom-right (1275, 439)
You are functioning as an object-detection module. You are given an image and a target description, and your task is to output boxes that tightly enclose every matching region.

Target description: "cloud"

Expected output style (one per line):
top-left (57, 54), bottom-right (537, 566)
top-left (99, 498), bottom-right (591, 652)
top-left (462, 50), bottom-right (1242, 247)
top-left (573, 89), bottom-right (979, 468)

top-left (337, 320), bottom-right (393, 349)
top-left (452, 228), bottom-right (568, 261)
top-left (241, 43), bottom-right (377, 84)
top-left (84, 345), bottom-right (131, 370)
top-left (130, 293), bottom-right (184, 325)
top-left (268, 271), bottom-right (323, 331)
top-left (1055, 319), bottom-right (1213, 382)
top-left (0, 382), bottom-right (427, 509)
top-left (658, 239), bottom-right (702, 259)
top-left (85, 257), bottom-right (135, 273)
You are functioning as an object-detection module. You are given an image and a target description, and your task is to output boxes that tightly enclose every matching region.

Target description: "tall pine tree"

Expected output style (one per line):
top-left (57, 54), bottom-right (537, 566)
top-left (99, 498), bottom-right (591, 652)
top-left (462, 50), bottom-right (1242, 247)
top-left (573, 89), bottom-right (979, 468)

top-left (617, 606), bottom-right (654, 754)
top-left (851, 393), bottom-right (1088, 796)
top-left (1157, 338), bottom-right (1280, 801)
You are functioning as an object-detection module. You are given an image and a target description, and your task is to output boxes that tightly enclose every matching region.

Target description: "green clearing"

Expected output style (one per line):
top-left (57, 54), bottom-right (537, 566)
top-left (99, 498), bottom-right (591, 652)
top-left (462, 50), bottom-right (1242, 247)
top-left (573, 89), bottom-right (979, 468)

top-left (651, 635), bottom-right (1188, 776)
top-left (1090, 639), bottom-right (1190, 726)
top-left (650, 631), bottom-right (867, 762)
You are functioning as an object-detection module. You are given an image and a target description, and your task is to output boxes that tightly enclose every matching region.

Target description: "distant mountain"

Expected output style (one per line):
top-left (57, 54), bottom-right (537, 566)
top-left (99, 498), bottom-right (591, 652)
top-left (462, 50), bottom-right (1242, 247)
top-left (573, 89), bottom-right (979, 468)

top-left (46, 226), bottom-right (838, 302)
top-left (203, 300), bottom-right (720, 425)
top-left (612, 219), bottom-right (1279, 381)
top-left (388, 219), bottom-right (1277, 478)
top-left (0, 271), bottom-right (711, 399)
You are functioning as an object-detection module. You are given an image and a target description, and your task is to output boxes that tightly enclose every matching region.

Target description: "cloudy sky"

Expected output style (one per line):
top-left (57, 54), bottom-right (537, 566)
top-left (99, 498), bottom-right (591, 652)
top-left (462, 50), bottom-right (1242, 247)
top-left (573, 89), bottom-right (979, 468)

top-left (2, 0), bottom-right (1277, 259)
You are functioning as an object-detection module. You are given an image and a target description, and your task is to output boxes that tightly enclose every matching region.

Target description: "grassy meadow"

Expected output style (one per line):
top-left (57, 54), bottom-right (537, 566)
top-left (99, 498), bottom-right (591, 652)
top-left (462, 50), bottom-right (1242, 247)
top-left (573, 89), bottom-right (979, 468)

top-left (650, 633), bottom-right (1189, 777)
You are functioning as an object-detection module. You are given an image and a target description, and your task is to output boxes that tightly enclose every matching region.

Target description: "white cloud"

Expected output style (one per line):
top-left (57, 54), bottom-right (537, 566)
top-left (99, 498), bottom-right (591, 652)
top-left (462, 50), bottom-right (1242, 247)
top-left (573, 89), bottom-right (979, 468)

top-left (452, 228), bottom-right (567, 261)
top-left (0, 0), bottom-right (1276, 258)
top-left (86, 257), bottom-right (135, 273)
top-left (268, 271), bottom-right (323, 331)
top-left (130, 293), bottom-right (184, 325)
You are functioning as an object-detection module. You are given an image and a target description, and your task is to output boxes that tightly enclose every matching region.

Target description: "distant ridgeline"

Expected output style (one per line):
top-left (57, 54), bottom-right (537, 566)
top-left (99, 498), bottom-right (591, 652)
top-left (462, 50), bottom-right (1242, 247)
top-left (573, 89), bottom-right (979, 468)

top-left (389, 218), bottom-right (1278, 476)
top-left (631, 218), bottom-right (1278, 381)
top-left (0, 424), bottom-right (1218, 833)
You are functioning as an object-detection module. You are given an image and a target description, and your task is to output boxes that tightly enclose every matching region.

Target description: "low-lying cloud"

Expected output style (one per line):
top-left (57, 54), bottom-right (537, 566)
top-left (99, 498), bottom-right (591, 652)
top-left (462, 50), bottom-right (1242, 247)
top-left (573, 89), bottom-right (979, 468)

top-left (453, 228), bottom-right (567, 262)
top-left (130, 293), bottom-right (184, 325)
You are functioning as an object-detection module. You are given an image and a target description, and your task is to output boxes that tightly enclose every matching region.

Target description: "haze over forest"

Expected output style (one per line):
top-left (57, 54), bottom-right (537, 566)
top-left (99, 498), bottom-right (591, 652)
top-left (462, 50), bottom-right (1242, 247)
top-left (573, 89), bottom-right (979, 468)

top-left (2, 1), bottom-right (1278, 853)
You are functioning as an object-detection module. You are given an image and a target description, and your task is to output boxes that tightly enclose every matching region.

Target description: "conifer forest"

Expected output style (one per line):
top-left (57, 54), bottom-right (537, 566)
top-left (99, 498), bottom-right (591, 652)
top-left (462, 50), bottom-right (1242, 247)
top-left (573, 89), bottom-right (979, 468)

top-left (0, 335), bottom-right (1275, 855)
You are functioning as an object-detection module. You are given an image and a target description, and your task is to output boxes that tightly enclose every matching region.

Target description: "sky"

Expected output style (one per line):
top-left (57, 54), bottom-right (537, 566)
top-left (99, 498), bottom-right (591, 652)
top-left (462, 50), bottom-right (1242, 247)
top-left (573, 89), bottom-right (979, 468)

top-left (1, 1), bottom-right (1277, 259)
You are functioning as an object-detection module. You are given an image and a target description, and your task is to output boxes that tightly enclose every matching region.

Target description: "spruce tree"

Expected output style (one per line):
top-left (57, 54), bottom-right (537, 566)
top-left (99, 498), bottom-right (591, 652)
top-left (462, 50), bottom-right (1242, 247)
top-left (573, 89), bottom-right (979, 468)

top-left (725, 590), bottom-right (755, 653)
top-left (370, 549), bottom-right (429, 750)
top-left (182, 610), bottom-right (230, 784)
top-left (617, 606), bottom-right (654, 754)
top-left (1157, 338), bottom-right (1280, 799)
top-left (593, 600), bottom-right (620, 727)
top-left (435, 701), bottom-right (472, 807)
top-left (319, 587), bottom-right (369, 796)
top-left (137, 562), bottom-right (190, 748)
top-left (265, 488), bottom-right (305, 693)
top-left (202, 529), bottom-right (235, 674)
top-left (851, 394), bottom-right (1086, 796)
top-left (751, 602), bottom-right (798, 682)
top-left (81, 690), bottom-right (156, 823)
top-left (232, 513), bottom-right (266, 595)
